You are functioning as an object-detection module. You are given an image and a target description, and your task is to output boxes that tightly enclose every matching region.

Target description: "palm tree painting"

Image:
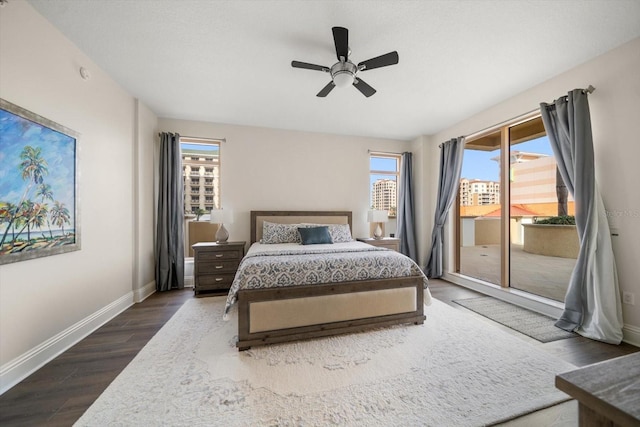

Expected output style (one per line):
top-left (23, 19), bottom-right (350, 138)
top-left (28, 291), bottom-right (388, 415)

top-left (0, 99), bottom-right (80, 264)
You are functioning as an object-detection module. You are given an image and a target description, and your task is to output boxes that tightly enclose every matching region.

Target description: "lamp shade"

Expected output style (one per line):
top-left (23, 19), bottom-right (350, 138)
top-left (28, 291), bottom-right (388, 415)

top-left (209, 209), bottom-right (234, 225)
top-left (367, 209), bottom-right (388, 223)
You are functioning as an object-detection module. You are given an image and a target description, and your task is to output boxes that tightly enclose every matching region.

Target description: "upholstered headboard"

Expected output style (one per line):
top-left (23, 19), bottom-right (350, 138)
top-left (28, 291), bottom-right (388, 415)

top-left (250, 211), bottom-right (352, 244)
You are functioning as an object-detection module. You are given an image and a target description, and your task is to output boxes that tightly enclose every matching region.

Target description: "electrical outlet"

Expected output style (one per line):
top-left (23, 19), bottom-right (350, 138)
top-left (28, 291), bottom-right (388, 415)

top-left (622, 292), bottom-right (635, 306)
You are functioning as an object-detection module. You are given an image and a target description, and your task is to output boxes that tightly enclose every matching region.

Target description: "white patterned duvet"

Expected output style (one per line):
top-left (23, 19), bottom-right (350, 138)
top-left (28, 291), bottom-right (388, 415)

top-left (224, 241), bottom-right (429, 314)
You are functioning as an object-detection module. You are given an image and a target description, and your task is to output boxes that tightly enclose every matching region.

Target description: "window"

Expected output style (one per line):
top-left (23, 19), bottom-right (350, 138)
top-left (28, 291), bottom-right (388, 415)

top-left (369, 153), bottom-right (400, 218)
top-left (180, 138), bottom-right (220, 216)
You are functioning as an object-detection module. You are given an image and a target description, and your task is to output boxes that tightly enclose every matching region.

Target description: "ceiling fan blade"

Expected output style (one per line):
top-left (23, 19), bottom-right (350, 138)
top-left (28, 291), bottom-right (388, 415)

top-left (291, 61), bottom-right (330, 72)
top-left (353, 78), bottom-right (376, 97)
top-left (332, 26), bottom-right (349, 61)
top-left (316, 81), bottom-right (336, 97)
top-left (358, 51), bottom-right (399, 71)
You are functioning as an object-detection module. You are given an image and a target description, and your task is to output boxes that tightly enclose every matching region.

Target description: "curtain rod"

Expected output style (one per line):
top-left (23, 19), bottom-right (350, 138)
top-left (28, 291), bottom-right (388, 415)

top-left (157, 133), bottom-right (226, 143)
top-left (368, 149), bottom-right (403, 156)
top-left (438, 85), bottom-right (595, 148)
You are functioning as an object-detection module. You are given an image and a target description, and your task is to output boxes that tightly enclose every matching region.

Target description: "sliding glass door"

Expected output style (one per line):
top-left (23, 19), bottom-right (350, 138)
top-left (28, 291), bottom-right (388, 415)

top-left (457, 130), bottom-right (503, 286)
top-left (456, 115), bottom-right (576, 301)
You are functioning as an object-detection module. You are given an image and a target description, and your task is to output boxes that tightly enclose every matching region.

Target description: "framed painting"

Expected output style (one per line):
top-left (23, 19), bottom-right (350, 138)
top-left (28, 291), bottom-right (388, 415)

top-left (0, 98), bottom-right (80, 265)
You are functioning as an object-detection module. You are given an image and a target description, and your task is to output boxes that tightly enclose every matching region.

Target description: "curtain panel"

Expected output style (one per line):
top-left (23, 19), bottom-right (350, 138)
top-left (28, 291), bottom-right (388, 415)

top-left (397, 152), bottom-right (418, 261)
top-left (155, 132), bottom-right (185, 291)
top-left (540, 90), bottom-right (623, 344)
top-left (425, 137), bottom-right (465, 278)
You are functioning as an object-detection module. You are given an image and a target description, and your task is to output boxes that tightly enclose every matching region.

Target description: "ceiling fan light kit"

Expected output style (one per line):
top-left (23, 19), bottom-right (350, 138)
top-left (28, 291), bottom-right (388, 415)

top-left (331, 61), bottom-right (357, 87)
top-left (291, 26), bottom-right (399, 98)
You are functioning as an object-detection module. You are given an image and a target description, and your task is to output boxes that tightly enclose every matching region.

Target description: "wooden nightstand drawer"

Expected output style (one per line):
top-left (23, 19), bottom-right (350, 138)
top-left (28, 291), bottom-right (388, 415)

top-left (198, 260), bottom-right (240, 274)
top-left (198, 250), bottom-right (242, 261)
top-left (197, 273), bottom-right (236, 288)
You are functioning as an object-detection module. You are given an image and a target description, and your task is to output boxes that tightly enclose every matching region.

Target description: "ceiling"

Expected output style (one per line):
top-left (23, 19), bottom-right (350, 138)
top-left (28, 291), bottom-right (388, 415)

top-left (28, 0), bottom-right (640, 141)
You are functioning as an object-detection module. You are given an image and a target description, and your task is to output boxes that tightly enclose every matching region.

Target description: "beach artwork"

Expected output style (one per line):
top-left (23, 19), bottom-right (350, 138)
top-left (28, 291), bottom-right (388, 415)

top-left (0, 99), bottom-right (80, 265)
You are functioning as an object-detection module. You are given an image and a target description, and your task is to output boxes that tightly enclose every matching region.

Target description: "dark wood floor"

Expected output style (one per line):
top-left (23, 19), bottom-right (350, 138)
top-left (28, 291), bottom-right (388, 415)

top-left (0, 288), bottom-right (193, 427)
top-left (1, 281), bottom-right (637, 426)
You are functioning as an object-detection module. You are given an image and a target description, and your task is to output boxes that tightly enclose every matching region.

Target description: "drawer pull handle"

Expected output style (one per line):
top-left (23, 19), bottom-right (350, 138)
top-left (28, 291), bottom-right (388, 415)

top-left (215, 254), bottom-right (224, 258)
top-left (215, 265), bottom-right (223, 269)
top-left (215, 278), bottom-right (223, 282)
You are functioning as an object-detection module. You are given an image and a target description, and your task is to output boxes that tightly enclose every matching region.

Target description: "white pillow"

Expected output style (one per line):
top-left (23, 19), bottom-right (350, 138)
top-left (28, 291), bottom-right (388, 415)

top-left (261, 221), bottom-right (302, 244)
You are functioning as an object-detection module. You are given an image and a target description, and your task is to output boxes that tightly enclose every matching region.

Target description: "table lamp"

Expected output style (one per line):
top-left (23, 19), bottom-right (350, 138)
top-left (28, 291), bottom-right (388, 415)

top-left (367, 209), bottom-right (388, 239)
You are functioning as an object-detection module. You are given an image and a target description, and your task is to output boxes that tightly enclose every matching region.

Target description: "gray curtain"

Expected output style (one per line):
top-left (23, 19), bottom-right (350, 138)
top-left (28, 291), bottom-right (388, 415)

top-left (425, 137), bottom-right (465, 278)
top-left (540, 90), bottom-right (623, 344)
top-left (397, 152), bottom-right (417, 261)
top-left (155, 132), bottom-right (185, 291)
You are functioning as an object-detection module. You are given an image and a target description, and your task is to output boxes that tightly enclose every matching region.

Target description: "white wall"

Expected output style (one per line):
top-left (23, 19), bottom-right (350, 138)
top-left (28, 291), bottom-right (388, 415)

top-left (134, 101), bottom-right (159, 301)
top-left (160, 118), bottom-right (413, 246)
top-left (422, 37), bottom-right (640, 342)
top-left (0, 1), bottom-right (156, 392)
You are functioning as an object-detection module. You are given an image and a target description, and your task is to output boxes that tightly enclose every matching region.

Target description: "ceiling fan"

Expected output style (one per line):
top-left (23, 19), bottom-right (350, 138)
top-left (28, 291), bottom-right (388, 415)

top-left (291, 27), bottom-right (399, 98)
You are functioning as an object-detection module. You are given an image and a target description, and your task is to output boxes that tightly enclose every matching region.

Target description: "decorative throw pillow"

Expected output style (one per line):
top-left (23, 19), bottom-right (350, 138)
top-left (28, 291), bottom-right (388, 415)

top-left (298, 226), bottom-right (333, 245)
top-left (261, 222), bottom-right (302, 244)
top-left (327, 223), bottom-right (353, 243)
top-left (302, 223), bottom-right (353, 243)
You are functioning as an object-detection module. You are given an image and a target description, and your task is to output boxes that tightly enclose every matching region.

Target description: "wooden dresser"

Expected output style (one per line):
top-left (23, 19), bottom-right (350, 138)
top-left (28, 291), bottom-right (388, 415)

top-left (356, 237), bottom-right (400, 252)
top-left (192, 241), bottom-right (245, 296)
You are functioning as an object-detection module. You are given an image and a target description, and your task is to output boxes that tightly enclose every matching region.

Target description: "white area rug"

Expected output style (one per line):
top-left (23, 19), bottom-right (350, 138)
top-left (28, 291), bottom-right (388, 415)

top-left (75, 297), bottom-right (575, 426)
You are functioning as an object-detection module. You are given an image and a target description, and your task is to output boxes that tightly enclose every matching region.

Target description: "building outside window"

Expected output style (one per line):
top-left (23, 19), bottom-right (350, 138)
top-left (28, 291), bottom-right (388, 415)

top-left (369, 153), bottom-right (400, 218)
top-left (180, 138), bottom-right (220, 216)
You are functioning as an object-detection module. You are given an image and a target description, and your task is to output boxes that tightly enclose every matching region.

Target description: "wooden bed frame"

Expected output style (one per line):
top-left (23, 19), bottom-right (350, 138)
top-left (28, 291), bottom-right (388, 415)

top-left (235, 211), bottom-right (426, 350)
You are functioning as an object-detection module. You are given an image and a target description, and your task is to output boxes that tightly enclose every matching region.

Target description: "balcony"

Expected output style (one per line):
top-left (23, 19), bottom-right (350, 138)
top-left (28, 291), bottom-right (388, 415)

top-left (458, 216), bottom-right (576, 301)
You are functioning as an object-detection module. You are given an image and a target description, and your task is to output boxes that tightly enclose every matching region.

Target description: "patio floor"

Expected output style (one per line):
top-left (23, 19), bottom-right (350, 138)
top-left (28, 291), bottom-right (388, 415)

top-left (459, 244), bottom-right (576, 301)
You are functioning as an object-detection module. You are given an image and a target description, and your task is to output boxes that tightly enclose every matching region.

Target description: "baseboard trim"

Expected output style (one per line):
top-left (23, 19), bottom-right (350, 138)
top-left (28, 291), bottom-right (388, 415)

top-left (134, 280), bottom-right (156, 303)
top-left (622, 324), bottom-right (640, 347)
top-left (0, 292), bottom-right (134, 395)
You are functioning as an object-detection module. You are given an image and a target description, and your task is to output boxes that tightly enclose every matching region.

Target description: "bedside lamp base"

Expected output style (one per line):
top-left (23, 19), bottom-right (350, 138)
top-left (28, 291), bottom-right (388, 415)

top-left (373, 222), bottom-right (383, 240)
top-left (215, 223), bottom-right (229, 244)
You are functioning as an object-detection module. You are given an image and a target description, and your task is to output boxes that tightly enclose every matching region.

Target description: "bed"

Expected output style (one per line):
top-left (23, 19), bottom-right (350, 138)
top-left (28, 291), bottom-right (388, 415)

top-left (225, 211), bottom-right (430, 350)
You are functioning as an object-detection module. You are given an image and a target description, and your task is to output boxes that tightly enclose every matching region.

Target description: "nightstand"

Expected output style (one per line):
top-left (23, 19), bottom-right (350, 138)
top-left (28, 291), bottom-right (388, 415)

top-left (356, 237), bottom-right (400, 252)
top-left (192, 241), bottom-right (245, 296)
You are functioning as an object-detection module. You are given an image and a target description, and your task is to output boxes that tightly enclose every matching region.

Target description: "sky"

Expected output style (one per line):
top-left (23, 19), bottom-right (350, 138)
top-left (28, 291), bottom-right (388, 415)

top-left (368, 137), bottom-right (555, 195)
top-left (181, 142), bottom-right (219, 153)
top-left (461, 135), bottom-right (553, 181)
